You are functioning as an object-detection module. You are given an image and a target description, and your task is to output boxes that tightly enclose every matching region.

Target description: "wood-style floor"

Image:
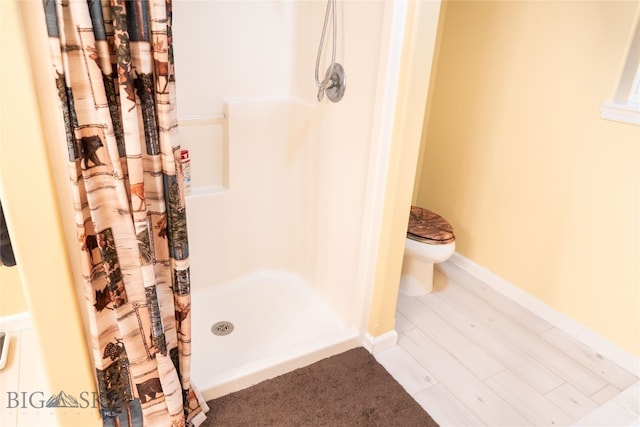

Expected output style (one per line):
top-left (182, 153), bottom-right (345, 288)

top-left (2, 261), bottom-right (638, 426)
top-left (0, 316), bottom-right (57, 427)
top-left (375, 262), bottom-right (640, 426)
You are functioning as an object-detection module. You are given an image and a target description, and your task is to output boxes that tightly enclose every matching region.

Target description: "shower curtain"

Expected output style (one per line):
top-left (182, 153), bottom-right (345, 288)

top-left (43, 0), bottom-right (207, 425)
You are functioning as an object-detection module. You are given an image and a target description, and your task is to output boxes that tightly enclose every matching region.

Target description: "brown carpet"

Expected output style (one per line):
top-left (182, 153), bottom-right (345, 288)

top-left (201, 347), bottom-right (439, 426)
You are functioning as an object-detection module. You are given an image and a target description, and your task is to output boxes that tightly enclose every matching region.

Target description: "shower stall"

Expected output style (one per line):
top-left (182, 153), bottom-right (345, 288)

top-left (173, 0), bottom-right (391, 399)
top-left (3, 1), bottom-right (442, 418)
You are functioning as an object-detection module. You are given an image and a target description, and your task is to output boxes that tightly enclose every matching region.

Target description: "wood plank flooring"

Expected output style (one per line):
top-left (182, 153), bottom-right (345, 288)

top-left (375, 263), bottom-right (640, 426)
top-left (0, 315), bottom-right (57, 427)
top-left (2, 261), bottom-right (638, 426)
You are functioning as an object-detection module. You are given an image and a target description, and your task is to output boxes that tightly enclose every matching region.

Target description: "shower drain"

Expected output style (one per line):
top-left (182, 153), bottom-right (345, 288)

top-left (211, 321), bottom-right (234, 336)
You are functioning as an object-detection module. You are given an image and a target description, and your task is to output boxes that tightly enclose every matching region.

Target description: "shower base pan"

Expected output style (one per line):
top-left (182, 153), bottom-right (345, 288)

top-left (190, 270), bottom-right (359, 400)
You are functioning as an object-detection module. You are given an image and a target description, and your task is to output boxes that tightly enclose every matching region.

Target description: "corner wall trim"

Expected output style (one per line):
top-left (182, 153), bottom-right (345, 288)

top-left (444, 252), bottom-right (640, 376)
top-left (363, 330), bottom-right (398, 355)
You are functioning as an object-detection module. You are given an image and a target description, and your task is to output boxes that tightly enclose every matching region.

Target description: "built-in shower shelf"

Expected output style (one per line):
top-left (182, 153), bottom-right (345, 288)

top-left (186, 185), bottom-right (229, 199)
top-left (178, 114), bottom-right (226, 127)
top-left (178, 114), bottom-right (229, 193)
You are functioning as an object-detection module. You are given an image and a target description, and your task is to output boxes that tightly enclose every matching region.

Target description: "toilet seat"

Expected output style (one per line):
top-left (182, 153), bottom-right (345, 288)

top-left (407, 206), bottom-right (455, 245)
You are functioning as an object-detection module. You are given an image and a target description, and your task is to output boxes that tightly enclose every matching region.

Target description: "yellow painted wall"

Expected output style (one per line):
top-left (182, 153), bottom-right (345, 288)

top-left (416, 1), bottom-right (640, 357)
top-left (368, 0), bottom-right (442, 337)
top-left (0, 1), bottom-right (100, 425)
top-left (0, 267), bottom-right (27, 316)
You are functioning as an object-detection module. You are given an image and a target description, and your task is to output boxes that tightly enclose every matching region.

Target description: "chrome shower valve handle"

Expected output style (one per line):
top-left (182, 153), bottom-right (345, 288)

top-left (317, 75), bottom-right (331, 101)
top-left (320, 63), bottom-right (346, 103)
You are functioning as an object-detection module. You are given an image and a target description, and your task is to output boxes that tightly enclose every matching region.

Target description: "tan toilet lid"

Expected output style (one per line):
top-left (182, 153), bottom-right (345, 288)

top-left (407, 206), bottom-right (455, 244)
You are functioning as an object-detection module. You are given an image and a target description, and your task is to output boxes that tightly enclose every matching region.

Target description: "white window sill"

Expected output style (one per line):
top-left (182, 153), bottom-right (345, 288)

top-left (601, 101), bottom-right (640, 125)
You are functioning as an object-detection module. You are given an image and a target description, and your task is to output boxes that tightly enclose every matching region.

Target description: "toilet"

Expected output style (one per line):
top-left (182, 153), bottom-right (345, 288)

top-left (399, 206), bottom-right (455, 296)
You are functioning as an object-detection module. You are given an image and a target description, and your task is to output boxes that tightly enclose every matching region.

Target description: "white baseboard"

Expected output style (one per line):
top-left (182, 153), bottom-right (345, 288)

top-left (363, 330), bottom-right (398, 355)
top-left (0, 311), bottom-right (30, 332)
top-left (444, 252), bottom-right (640, 376)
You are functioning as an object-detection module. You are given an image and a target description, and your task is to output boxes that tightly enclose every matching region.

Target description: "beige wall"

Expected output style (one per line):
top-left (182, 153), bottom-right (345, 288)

top-left (415, 0), bottom-right (640, 357)
top-left (368, 0), bottom-right (442, 338)
top-left (0, 267), bottom-right (27, 316)
top-left (1, 1), bottom-right (100, 425)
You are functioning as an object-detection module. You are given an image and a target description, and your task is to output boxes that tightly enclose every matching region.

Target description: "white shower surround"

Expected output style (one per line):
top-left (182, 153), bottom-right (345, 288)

top-left (173, 0), bottom-right (404, 399)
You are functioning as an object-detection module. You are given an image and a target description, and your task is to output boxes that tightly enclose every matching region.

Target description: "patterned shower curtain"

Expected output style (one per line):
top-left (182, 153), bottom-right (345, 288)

top-left (43, 0), bottom-right (207, 425)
